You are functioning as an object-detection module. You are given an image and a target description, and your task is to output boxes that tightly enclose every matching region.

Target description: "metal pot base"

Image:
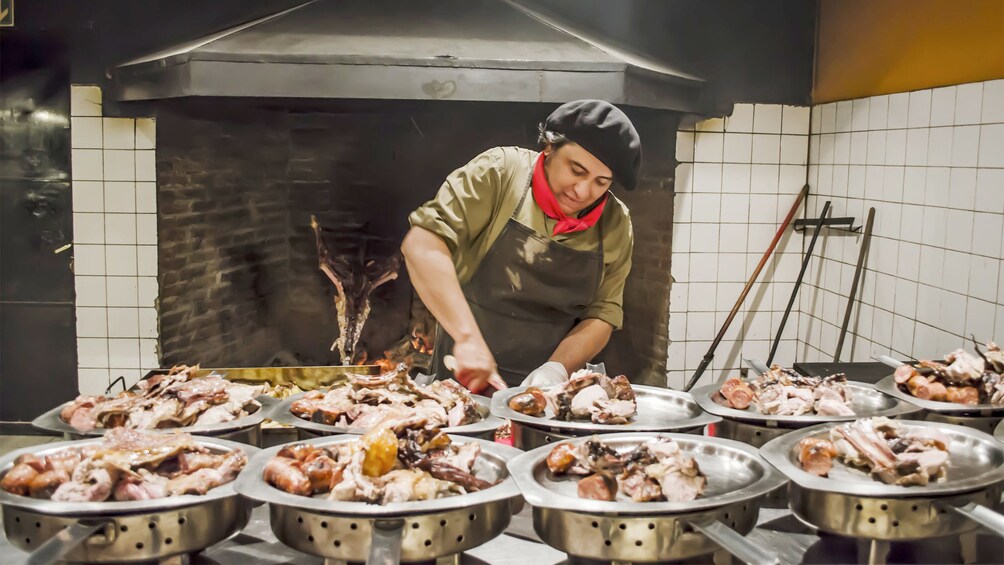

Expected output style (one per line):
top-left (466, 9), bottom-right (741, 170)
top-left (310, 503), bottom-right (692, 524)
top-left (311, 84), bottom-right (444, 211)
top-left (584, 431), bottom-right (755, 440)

top-left (512, 423), bottom-right (704, 451)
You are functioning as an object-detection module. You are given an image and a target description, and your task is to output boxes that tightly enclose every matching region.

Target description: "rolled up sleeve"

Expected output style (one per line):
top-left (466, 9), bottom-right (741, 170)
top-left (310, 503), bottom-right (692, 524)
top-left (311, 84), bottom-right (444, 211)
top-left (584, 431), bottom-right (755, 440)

top-left (408, 148), bottom-right (504, 256)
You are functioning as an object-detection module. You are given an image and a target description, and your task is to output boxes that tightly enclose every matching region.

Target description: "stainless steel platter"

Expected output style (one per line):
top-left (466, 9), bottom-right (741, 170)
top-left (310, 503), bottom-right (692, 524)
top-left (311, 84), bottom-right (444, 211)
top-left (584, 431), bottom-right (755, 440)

top-left (234, 434), bottom-right (522, 563)
top-left (267, 391), bottom-right (502, 440)
top-left (31, 396), bottom-right (278, 446)
top-left (692, 381), bottom-right (921, 427)
top-left (507, 432), bottom-right (785, 564)
top-left (876, 374), bottom-right (1004, 416)
top-left (996, 417), bottom-right (1004, 443)
top-left (491, 384), bottom-right (720, 434)
top-left (761, 420), bottom-right (1004, 562)
top-left (0, 436), bottom-right (258, 563)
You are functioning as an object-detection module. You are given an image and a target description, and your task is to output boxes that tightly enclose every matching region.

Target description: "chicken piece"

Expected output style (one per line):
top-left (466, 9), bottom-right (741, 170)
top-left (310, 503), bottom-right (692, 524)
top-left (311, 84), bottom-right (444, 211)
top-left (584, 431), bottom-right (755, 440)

top-left (508, 387), bottom-right (548, 416)
top-left (798, 437), bottom-right (837, 476)
top-left (112, 469), bottom-right (168, 501)
top-left (303, 454), bottom-right (342, 494)
top-left (166, 450), bottom-right (246, 496)
top-left (437, 442), bottom-right (481, 473)
top-left (577, 472), bottom-right (617, 501)
top-left (720, 378), bottom-right (755, 410)
top-left (1, 462), bottom-right (41, 496)
top-left (546, 443), bottom-right (578, 474)
top-left (618, 468), bottom-right (664, 501)
top-left (27, 470), bottom-right (70, 499)
top-left (894, 364), bottom-right (918, 384)
top-left (277, 444), bottom-right (325, 463)
top-left (609, 375), bottom-right (635, 401)
top-left (329, 449), bottom-right (382, 502)
top-left (264, 457), bottom-right (312, 496)
top-left (942, 350), bottom-right (985, 385)
top-left (644, 457), bottom-right (706, 502)
top-left (51, 466), bottom-right (116, 502)
top-left (984, 342), bottom-right (1004, 373)
top-left (815, 396), bottom-right (855, 416)
top-left (945, 386), bottom-right (979, 405)
top-left (906, 375), bottom-right (948, 401)
top-left (570, 385), bottom-right (609, 419)
top-left (592, 399), bottom-right (637, 424)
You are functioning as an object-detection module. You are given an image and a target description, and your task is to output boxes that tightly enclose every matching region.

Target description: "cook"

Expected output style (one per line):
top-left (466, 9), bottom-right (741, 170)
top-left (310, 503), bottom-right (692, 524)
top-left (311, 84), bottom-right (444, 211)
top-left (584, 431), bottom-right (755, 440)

top-left (401, 99), bottom-right (640, 393)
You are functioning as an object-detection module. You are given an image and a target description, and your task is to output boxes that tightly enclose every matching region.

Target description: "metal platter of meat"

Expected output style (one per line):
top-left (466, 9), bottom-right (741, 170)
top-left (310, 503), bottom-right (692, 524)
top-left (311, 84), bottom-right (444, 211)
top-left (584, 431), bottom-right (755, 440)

top-left (286, 364), bottom-right (484, 430)
top-left (505, 370), bottom-right (638, 424)
top-left (716, 365), bottom-right (854, 416)
top-left (260, 418), bottom-right (498, 505)
top-left (0, 429), bottom-right (248, 502)
top-left (56, 365), bottom-right (269, 433)
top-left (892, 342), bottom-right (1004, 406)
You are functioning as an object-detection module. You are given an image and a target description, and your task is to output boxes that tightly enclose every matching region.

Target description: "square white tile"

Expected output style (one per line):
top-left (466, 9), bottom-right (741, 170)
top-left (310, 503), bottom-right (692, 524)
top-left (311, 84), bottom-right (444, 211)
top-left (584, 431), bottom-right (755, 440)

top-left (722, 164), bottom-right (751, 192)
top-left (78, 369), bottom-right (110, 395)
top-left (753, 105), bottom-right (782, 134)
top-left (851, 98), bottom-right (870, 131)
top-left (75, 276), bottom-right (107, 307)
top-left (897, 241), bottom-right (921, 280)
top-left (136, 119), bottom-right (156, 150)
top-left (671, 253), bottom-right (689, 281)
top-left (821, 103), bottom-right (837, 133)
top-left (689, 253), bottom-right (719, 282)
top-left (941, 251), bottom-right (971, 295)
top-left (135, 151), bottom-right (156, 182)
top-left (108, 339), bottom-right (141, 368)
top-left (726, 104), bottom-right (755, 133)
top-left (810, 106), bottom-right (822, 135)
top-left (779, 135), bottom-right (808, 165)
top-left (926, 127), bottom-right (953, 167)
top-left (971, 212), bottom-right (1003, 258)
top-left (938, 290), bottom-right (967, 336)
top-left (723, 133), bottom-right (753, 163)
top-left (904, 128), bottom-right (929, 166)
top-left (696, 118), bottom-right (724, 132)
top-left (965, 298), bottom-right (996, 343)
top-left (73, 244), bottom-right (105, 276)
top-left (73, 212), bottom-right (104, 244)
top-left (887, 93), bottom-right (910, 129)
top-left (945, 209), bottom-right (975, 253)
top-left (835, 101), bottom-right (853, 132)
top-left (77, 337), bottom-right (109, 368)
top-left (832, 165), bottom-right (850, 197)
top-left (104, 182), bottom-right (136, 213)
top-left (70, 85), bottom-right (101, 117)
top-left (694, 132), bottom-right (724, 162)
top-left (833, 132), bottom-right (851, 164)
top-left (978, 124), bottom-right (1004, 167)
top-left (72, 149), bottom-right (103, 181)
top-left (981, 79), bottom-right (1004, 123)
top-left (107, 308), bottom-right (140, 338)
top-left (954, 82), bottom-right (983, 125)
top-left (951, 124), bottom-right (975, 166)
top-left (106, 276), bottom-right (139, 307)
top-left (137, 246), bottom-right (158, 277)
top-left (103, 150), bottom-right (135, 181)
top-left (135, 182), bottom-right (157, 213)
top-left (779, 164), bottom-right (805, 193)
top-left (103, 118), bottom-right (135, 150)
top-left (782, 106), bottom-right (810, 135)
top-left (718, 224), bottom-right (748, 253)
top-left (689, 224), bottom-right (720, 253)
top-left (924, 167), bottom-right (950, 207)
top-left (140, 338), bottom-right (159, 369)
top-left (891, 315), bottom-right (915, 356)
top-left (948, 168), bottom-right (978, 210)
top-left (929, 86), bottom-right (956, 127)
top-left (688, 283), bottom-right (717, 311)
top-left (72, 181), bottom-right (104, 213)
top-left (692, 163), bottom-right (723, 193)
top-left (868, 95), bottom-right (889, 130)
top-left (76, 307), bottom-right (108, 338)
top-left (975, 169), bottom-right (1004, 214)
top-left (902, 168), bottom-right (927, 205)
top-left (750, 164), bottom-right (780, 193)
top-left (687, 312), bottom-right (716, 339)
top-left (749, 194), bottom-right (779, 223)
top-left (920, 207), bottom-right (948, 247)
top-left (669, 283), bottom-right (688, 313)
top-left (865, 131), bottom-right (886, 165)
top-left (137, 214), bottom-right (158, 245)
top-left (105, 214), bottom-right (137, 245)
top-left (675, 163), bottom-right (694, 193)
top-left (690, 193), bottom-right (721, 223)
top-left (751, 134), bottom-right (780, 164)
top-left (720, 192), bottom-right (750, 223)
top-left (106, 246), bottom-right (137, 276)
top-left (908, 90), bottom-right (932, 128)
top-left (676, 131), bottom-right (695, 162)
top-left (884, 129), bottom-right (907, 166)
top-left (674, 193), bottom-right (693, 223)
top-left (967, 255), bottom-right (1000, 303)
top-left (71, 117), bottom-right (103, 149)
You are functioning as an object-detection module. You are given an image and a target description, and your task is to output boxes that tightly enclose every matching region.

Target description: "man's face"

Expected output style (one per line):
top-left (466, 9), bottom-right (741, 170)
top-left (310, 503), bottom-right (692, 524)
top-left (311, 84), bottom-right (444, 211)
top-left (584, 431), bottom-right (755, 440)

top-left (542, 142), bottom-right (613, 216)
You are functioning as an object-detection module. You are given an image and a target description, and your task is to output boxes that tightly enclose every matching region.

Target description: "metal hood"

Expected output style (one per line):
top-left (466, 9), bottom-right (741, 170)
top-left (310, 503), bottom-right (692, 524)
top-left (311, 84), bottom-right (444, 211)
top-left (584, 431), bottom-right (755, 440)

top-left (110, 0), bottom-right (706, 112)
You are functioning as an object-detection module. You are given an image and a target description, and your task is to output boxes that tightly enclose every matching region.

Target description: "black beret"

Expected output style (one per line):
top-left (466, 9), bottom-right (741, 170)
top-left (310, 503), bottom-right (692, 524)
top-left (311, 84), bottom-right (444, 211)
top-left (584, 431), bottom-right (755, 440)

top-left (544, 99), bottom-right (642, 190)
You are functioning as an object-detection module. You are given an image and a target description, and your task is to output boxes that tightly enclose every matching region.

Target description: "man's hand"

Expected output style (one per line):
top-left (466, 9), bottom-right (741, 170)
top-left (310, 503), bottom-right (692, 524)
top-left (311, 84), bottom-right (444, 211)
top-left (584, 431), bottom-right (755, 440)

top-left (450, 338), bottom-right (498, 394)
top-left (520, 361), bottom-right (569, 387)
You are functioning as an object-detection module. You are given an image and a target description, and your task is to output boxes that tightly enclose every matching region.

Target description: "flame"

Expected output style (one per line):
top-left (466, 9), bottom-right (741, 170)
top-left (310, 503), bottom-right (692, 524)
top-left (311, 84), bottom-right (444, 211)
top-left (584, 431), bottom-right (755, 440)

top-left (410, 329), bottom-right (433, 355)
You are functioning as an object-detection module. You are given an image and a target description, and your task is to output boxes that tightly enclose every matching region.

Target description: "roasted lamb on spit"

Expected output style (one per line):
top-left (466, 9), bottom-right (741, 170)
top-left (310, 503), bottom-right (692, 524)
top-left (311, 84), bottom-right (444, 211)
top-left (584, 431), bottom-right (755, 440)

top-left (716, 365), bottom-right (853, 416)
top-left (0, 429), bottom-right (247, 501)
top-left (797, 417), bottom-right (950, 486)
top-left (545, 436), bottom-right (706, 502)
top-left (507, 370), bottom-right (637, 424)
top-left (289, 364), bottom-right (482, 429)
top-left (263, 419), bottom-right (493, 504)
top-left (60, 365), bottom-right (267, 433)
top-left (893, 341), bottom-right (1004, 405)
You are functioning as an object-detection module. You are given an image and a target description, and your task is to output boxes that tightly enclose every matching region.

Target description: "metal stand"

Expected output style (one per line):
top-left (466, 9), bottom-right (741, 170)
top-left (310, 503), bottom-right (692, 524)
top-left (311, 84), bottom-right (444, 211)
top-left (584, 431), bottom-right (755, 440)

top-left (857, 539), bottom-right (890, 565)
top-left (959, 531), bottom-right (979, 564)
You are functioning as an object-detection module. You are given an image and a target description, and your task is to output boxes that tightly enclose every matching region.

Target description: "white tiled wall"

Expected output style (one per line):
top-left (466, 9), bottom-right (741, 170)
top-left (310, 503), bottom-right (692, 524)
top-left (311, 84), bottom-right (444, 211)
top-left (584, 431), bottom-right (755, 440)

top-left (71, 85), bottom-right (159, 395)
top-left (669, 104), bottom-right (810, 389)
top-left (800, 80), bottom-right (1004, 362)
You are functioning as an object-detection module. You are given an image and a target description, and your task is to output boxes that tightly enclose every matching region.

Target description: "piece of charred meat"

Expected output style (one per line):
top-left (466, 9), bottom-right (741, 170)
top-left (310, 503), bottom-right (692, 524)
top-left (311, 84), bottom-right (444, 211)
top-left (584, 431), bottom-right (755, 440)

top-left (798, 437), bottom-right (837, 476)
top-left (508, 387), bottom-right (549, 416)
top-left (577, 471), bottom-right (618, 501)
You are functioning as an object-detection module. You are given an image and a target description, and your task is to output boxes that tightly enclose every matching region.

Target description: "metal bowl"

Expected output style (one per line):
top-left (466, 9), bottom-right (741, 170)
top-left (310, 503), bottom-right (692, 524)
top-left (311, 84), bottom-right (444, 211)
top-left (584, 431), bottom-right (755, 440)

top-left (692, 381), bottom-right (921, 427)
top-left (31, 396), bottom-right (277, 446)
top-left (267, 391), bottom-right (502, 440)
top-left (876, 375), bottom-right (1004, 416)
top-left (491, 384), bottom-right (720, 434)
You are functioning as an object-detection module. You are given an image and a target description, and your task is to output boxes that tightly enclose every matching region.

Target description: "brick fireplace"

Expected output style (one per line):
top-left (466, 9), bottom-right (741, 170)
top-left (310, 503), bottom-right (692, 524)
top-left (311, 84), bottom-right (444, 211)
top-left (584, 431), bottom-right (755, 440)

top-left (153, 98), bottom-right (679, 383)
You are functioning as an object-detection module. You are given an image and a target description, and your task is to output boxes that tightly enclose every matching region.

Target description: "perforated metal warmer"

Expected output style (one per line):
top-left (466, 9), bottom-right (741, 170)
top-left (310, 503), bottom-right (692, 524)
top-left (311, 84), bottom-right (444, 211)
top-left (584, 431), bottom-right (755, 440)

top-left (234, 434), bottom-right (522, 563)
top-left (0, 436), bottom-right (258, 563)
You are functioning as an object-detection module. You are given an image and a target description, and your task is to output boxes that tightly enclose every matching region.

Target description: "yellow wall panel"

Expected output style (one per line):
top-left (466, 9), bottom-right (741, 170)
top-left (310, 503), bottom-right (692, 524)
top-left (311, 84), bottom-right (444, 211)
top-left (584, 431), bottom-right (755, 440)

top-left (814, 0), bottom-right (1004, 103)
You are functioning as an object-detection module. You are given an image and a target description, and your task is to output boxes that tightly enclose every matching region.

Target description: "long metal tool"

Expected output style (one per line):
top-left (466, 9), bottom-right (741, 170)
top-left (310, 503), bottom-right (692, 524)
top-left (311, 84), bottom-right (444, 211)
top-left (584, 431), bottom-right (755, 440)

top-left (767, 200), bottom-right (831, 366)
top-left (834, 207), bottom-right (875, 361)
top-left (683, 185), bottom-right (808, 392)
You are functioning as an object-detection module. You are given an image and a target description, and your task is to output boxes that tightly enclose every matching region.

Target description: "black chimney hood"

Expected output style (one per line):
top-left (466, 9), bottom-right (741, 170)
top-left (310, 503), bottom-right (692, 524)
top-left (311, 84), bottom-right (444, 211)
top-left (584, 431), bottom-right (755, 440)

top-left (110, 0), bottom-right (706, 112)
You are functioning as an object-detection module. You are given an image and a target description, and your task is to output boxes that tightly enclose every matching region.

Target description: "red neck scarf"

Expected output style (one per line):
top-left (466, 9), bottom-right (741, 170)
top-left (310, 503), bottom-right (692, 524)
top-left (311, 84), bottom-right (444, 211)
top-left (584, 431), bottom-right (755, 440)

top-left (531, 153), bottom-right (608, 236)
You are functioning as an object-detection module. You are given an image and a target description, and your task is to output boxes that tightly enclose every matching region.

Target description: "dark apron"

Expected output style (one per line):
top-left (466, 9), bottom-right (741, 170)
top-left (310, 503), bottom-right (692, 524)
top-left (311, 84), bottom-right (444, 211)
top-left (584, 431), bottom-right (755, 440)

top-left (432, 169), bottom-right (605, 386)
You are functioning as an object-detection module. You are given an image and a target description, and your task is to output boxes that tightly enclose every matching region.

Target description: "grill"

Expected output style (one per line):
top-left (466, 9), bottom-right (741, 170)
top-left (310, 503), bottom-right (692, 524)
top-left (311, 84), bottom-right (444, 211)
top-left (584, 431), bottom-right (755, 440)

top-left (508, 432), bottom-right (786, 564)
top-left (266, 392), bottom-right (502, 441)
top-left (761, 420), bottom-right (1004, 565)
top-left (234, 434), bottom-right (522, 563)
top-left (491, 385), bottom-right (720, 450)
top-left (0, 436), bottom-right (258, 563)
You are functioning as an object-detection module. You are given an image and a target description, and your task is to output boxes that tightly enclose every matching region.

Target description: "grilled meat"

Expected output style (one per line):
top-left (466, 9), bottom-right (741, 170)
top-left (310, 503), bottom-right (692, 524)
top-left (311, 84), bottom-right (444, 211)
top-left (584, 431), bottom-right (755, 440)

top-left (577, 472), bottom-right (618, 501)
top-left (719, 367), bottom-right (853, 416)
top-left (520, 370), bottom-right (638, 425)
top-left (896, 341), bottom-right (1004, 405)
top-left (797, 437), bottom-right (838, 476)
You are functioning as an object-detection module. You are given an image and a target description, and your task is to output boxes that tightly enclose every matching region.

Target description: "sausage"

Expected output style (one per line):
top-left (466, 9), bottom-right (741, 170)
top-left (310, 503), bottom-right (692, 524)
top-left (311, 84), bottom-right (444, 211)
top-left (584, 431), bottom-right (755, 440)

top-left (1, 463), bottom-right (41, 496)
top-left (906, 375), bottom-right (948, 401)
top-left (577, 472), bottom-right (617, 501)
top-left (720, 378), bottom-right (754, 410)
top-left (508, 388), bottom-right (547, 416)
top-left (546, 443), bottom-right (578, 474)
top-left (302, 455), bottom-right (340, 494)
top-left (263, 457), bottom-right (312, 496)
top-left (945, 386), bottom-right (979, 405)
top-left (798, 438), bottom-right (836, 477)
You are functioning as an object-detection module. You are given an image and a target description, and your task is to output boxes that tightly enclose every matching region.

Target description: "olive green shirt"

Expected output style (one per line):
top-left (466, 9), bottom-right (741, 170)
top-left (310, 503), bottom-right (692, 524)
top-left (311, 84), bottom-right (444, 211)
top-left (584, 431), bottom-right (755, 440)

top-left (408, 146), bottom-right (634, 329)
